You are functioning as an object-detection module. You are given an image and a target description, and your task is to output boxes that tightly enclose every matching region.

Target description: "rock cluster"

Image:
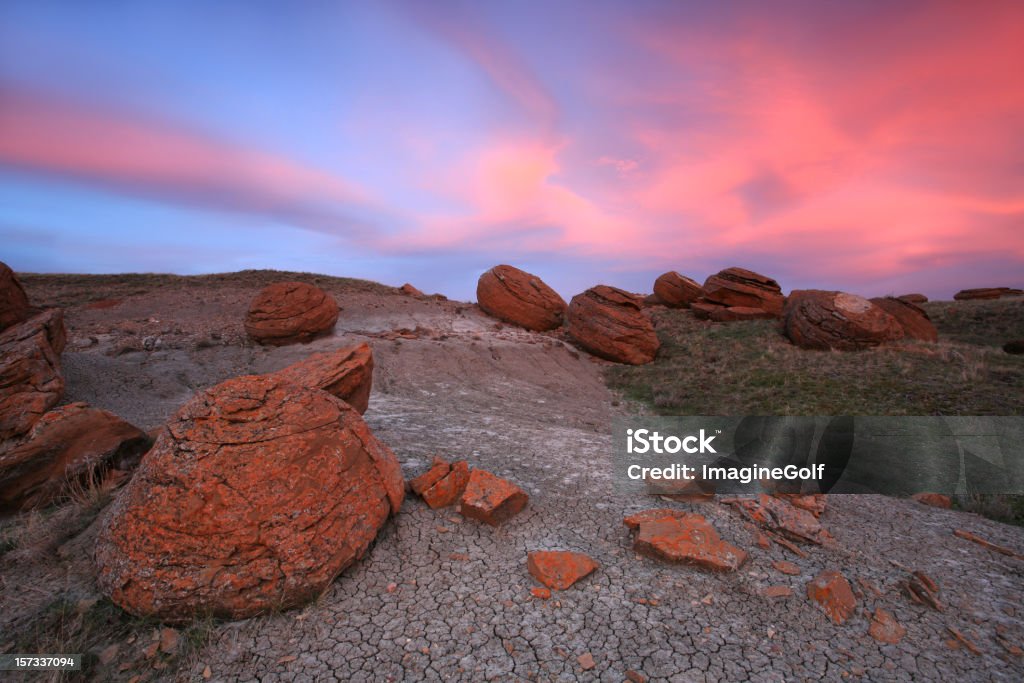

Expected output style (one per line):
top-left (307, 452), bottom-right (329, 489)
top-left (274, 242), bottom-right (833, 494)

top-left (784, 290), bottom-right (903, 350)
top-left (409, 457), bottom-right (471, 509)
top-left (870, 297), bottom-right (937, 342)
top-left (567, 286), bottom-right (659, 364)
top-left (244, 282), bottom-right (339, 345)
top-left (652, 271), bottom-right (703, 308)
top-left (95, 375), bottom-right (403, 622)
top-left (270, 342), bottom-right (374, 414)
top-left (477, 265), bottom-right (566, 331)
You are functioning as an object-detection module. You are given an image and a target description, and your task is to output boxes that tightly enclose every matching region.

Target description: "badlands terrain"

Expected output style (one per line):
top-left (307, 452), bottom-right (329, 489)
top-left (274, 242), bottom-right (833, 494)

top-left (2, 269), bottom-right (1024, 682)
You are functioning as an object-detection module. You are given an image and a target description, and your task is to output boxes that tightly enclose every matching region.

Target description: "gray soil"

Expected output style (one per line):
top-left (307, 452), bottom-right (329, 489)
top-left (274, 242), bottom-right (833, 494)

top-left (5, 271), bottom-right (1024, 682)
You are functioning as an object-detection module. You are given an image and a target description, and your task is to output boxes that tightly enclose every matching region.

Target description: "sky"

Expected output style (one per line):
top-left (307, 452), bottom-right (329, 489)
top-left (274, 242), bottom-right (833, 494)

top-left (1, 1), bottom-right (1022, 301)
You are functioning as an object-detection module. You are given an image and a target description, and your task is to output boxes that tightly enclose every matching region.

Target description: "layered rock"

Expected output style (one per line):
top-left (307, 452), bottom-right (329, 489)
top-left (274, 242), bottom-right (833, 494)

top-left (567, 286), bottom-right (659, 365)
top-left (806, 570), bottom-right (856, 624)
top-left (270, 342), bottom-right (373, 414)
top-left (784, 290), bottom-right (903, 350)
top-left (0, 309), bottom-right (66, 441)
top-left (0, 403), bottom-right (150, 514)
top-left (458, 469), bottom-right (528, 525)
top-left (954, 287), bottom-right (1023, 301)
top-left (0, 261), bottom-right (31, 331)
top-left (244, 282), bottom-right (339, 346)
top-left (476, 265), bottom-right (566, 331)
top-left (652, 272), bottom-right (702, 308)
top-left (95, 375), bottom-right (403, 622)
top-left (409, 457), bottom-right (470, 509)
top-left (702, 267), bottom-right (785, 317)
top-left (527, 551), bottom-right (598, 590)
top-left (625, 509), bottom-right (747, 572)
top-left (709, 306), bottom-right (776, 323)
top-left (870, 297), bottom-right (937, 342)
top-left (897, 293), bottom-right (928, 304)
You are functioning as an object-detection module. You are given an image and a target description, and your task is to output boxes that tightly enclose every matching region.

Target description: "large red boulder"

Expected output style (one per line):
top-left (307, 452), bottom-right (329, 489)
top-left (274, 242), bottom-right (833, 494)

top-left (870, 297), bottom-right (937, 342)
top-left (0, 309), bottom-right (66, 441)
top-left (0, 261), bottom-right (31, 331)
top-left (567, 286), bottom-right (659, 364)
top-left (0, 403), bottom-right (150, 514)
top-left (954, 287), bottom-right (1023, 301)
top-left (244, 282), bottom-right (339, 346)
top-left (652, 272), bottom-right (702, 308)
top-left (702, 267), bottom-right (785, 316)
top-left (94, 375), bottom-right (403, 622)
top-left (270, 342), bottom-right (373, 414)
top-left (476, 265), bottom-right (566, 331)
top-left (784, 290), bottom-right (903, 350)
top-left (897, 293), bottom-right (928, 304)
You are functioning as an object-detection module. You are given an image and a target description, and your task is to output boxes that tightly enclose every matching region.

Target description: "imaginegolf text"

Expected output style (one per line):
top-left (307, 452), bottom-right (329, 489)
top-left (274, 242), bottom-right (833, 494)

top-left (626, 463), bottom-right (827, 485)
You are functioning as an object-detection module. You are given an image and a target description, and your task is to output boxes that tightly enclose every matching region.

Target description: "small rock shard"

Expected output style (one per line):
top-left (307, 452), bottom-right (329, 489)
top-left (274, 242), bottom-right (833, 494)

top-left (806, 570), bottom-right (856, 624)
top-left (458, 469), bottom-right (528, 525)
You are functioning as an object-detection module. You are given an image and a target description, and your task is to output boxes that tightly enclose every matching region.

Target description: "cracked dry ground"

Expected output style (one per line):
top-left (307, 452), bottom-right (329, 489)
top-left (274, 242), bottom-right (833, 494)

top-left (14, 275), bottom-right (1024, 682)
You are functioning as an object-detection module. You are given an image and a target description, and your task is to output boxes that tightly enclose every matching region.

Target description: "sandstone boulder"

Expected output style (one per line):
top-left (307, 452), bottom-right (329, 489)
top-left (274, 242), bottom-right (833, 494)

top-left (0, 309), bottom-right (66, 441)
top-left (652, 271), bottom-right (702, 308)
top-left (806, 570), bottom-right (856, 624)
top-left (527, 551), bottom-right (598, 590)
top-left (458, 469), bottom-right (528, 525)
top-left (0, 403), bottom-right (150, 514)
top-left (398, 283), bottom-right (424, 297)
top-left (270, 342), bottom-right (373, 414)
top-left (690, 301), bottom-right (726, 320)
top-left (954, 287), bottom-right (1023, 301)
top-left (476, 265), bottom-right (566, 331)
top-left (702, 267), bottom-right (785, 316)
top-left (870, 297), bottom-right (937, 342)
top-left (627, 510), bottom-right (747, 572)
top-left (898, 293), bottom-right (928, 304)
top-left (95, 375), bottom-right (403, 622)
top-left (567, 286), bottom-right (659, 364)
top-left (0, 261), bottom-right (31, 331)
top-left (911, 492), bottom-right (952, 509)
top-left (244, 282), bottom-right (339, 346)
top-left (709, 306), bottom-right (775, 322)
top-left (784, 290), bottom-right (903, 350)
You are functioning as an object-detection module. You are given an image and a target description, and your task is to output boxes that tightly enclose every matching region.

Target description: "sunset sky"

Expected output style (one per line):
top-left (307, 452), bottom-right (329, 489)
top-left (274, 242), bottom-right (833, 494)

top-left (1, 1), bottom-right (1022, 300)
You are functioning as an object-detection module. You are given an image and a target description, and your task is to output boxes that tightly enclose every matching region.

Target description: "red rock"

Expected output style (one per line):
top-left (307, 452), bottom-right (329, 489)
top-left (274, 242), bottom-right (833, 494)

top-left (458, 469), bottom-right (528, 525)
top-left (758, 495), bottom-right (831, 545)
top-left (398, 283), bottom-right (424, 297)
top-left (476, 265), bottom-right (566, 331)
top-left (869, 608), bottom-right (906, 644)
top-left (409, 458), bottom-right (451, 495)
top-left (625, 670), bottom-right (647, 683)
top-left (630, 511), bottom-right (747, 572)
top-left (0, 403), bottom-right (150, 514)
top-left (775, 493), bottom-right (826, 518)
top-left (773, 560), bottom-right (801, 576)
top-left (702, 267), bottom-right (785, 317)
top-left (95, 375), bottom-right (403, 622)
top-left (901, 570), bottom-right (943, 610)
top-left (762, 585), bottom-right (793, 598)
top-left (897, 293), bottom-right (928, 304)
top-left (653, 271), bottom-right (703, 308)
top-left (954, 287), bottom-right (1023, 301)
top-left (577, 653), bottom-right (596, 670)
top-left (269, 342), bottom-right (373, 414)
top-left (784, 290), bottom-right (903, 350)
top-left (911, 492), bottom-right (952, 509)
top-left (623, 508), bottom-right (691, 529)
top-left (0, 309), bottom-right (66, 441)
top-left (530, 587), bottom-right (551, 599)
top-left (709, 306), bottom-right (775, 322)
top-left (527, 551), bottom-right (599, 590)
top-left (420, 460), bottom-right (470, 509)
top-left (806, 570), bottom-right (856, 624)
top-left (690, 300), bottom-right (727, 320)
top-left (642, 293), bottom-right (664, 308)
top-left (0, 261), bottom-right (31, 331)
top-left (244, 282), bottom-right (339, 346)
top-left (870, 297), bottom-right (938, 342)
top-left (567, 286), bottom-right (659, 365)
